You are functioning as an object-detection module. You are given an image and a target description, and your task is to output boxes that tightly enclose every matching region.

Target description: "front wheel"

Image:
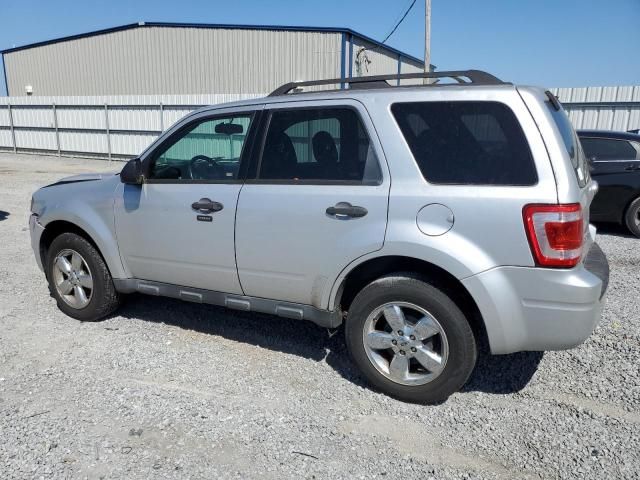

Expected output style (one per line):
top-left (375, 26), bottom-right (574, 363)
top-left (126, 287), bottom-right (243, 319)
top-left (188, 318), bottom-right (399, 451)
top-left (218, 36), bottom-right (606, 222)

top-left (345, 273), bottom-right (477, 404)
top-left (624, 197), bottom-right (640, 238)
top-left (46, 232), bottom-right (121, 321)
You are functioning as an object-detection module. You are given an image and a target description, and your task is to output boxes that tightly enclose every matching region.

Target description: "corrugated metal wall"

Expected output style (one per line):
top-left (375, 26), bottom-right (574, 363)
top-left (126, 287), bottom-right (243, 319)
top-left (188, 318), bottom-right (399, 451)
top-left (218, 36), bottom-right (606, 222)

top-left (350, 36), bottom-right (400, 77)
top-left (0, 94), bottom-right (260, 158)
top-left (3, 27), bottom-right (342, 96)
top-left (347, 35), bottom-right (424, 89)
top-left (551, 86), bottom-right (640, 131)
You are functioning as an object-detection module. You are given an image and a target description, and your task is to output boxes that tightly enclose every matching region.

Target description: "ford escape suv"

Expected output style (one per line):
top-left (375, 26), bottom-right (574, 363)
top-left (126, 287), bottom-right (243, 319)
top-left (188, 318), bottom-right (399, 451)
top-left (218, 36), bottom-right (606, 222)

top-left (29, 70), bottom-right (609, 404)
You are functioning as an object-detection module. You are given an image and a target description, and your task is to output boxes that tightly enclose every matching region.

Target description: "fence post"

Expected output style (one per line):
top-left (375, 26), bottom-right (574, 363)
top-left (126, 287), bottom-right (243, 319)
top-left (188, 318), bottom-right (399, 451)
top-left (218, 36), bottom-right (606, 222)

top-left (159, 102), bottom-right (164, 132)
top-left (52, 103), bottom-right (61, 156)
top-left (8, 103), bottom-right (16, 153)
top-left (104, 104), bottom-right (112, 162)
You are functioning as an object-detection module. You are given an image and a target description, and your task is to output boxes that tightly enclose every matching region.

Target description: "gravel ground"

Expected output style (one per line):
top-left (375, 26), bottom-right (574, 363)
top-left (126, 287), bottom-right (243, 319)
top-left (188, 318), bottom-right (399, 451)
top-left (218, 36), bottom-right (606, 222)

top-left (0, 152), bottom-right (638, 479)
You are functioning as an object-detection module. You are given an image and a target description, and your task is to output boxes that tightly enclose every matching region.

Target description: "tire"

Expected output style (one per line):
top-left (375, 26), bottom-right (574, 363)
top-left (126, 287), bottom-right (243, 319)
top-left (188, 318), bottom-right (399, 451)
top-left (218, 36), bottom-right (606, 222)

top-left (345, 273), bottom-right (477, 404)
top-left (624, 197), bottom-right (640, 238)
top-left (46, 232), bottom-right (121, 321)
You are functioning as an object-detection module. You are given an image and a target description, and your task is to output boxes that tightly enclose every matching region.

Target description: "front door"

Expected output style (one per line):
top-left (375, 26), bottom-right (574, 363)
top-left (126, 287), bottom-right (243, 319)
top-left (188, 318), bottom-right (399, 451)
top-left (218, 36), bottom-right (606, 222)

top-left (114, 109), bottom-right (258, 293)
top-left (235, 101), bottom-right (390, 308)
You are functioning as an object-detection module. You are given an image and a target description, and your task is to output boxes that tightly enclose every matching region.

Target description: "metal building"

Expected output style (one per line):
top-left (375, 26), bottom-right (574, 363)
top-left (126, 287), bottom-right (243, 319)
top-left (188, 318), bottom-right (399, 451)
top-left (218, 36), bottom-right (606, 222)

top-left (1, 22), bottom-right (426, 96)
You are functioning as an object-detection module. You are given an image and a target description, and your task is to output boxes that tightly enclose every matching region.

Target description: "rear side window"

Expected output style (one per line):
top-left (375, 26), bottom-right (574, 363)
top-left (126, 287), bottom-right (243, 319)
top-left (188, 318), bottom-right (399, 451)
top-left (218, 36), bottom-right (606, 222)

top-left (391, 101), bottom-right (537, 185)
top-left (547, 105), bottom-right (589, 188)
top-left (579, 137), bottom-right (638, 161)
top-left (258, 107), bottom-right (382, 183)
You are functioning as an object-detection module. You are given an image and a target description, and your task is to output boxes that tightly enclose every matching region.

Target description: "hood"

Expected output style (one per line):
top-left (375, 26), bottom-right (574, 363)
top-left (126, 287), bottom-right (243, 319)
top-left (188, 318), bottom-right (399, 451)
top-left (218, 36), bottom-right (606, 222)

top-left (32, 170), bottom-right (121, 217)
top-left (44, 171), bottom-right (118, 188)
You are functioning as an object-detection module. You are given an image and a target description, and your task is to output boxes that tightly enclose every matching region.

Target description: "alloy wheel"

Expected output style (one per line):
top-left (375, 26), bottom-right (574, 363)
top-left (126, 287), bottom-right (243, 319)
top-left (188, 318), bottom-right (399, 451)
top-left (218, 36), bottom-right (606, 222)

top-left (52, 249), bottom-right (93, 309)
top-left (362, 302), bottom-right (449, 386)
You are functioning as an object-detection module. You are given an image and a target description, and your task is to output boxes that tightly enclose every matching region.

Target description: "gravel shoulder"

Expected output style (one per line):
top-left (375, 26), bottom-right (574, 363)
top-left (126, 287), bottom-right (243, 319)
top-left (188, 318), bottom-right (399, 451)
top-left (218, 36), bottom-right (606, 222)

top-left (0, 152), bottom-right (638, 479)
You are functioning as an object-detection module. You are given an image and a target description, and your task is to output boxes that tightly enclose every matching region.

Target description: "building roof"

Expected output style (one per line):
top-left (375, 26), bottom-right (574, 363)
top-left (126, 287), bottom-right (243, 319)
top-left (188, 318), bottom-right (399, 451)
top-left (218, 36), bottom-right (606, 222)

top-left (0, 21), bottom-right (426, 66)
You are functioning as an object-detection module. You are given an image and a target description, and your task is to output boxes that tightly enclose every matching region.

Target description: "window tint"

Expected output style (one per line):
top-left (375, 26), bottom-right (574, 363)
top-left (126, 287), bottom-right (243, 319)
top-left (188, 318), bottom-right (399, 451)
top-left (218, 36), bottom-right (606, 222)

top-left (391, 101), bottom-right (537, 185)
top-left (150, 115), bottom-right (252, 181)
top-left (258, 108), bottom-right (381, 183)
top-left (579, 137), bottom-right (638, 161)
top-left (547, 105), bottom-right (589, 188)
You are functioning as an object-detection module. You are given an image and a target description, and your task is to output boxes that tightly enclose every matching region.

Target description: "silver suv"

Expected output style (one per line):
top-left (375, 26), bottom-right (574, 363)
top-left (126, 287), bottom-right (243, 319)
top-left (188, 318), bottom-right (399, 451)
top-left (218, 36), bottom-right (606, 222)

top-left (29, 71), bottom-right (609, 403)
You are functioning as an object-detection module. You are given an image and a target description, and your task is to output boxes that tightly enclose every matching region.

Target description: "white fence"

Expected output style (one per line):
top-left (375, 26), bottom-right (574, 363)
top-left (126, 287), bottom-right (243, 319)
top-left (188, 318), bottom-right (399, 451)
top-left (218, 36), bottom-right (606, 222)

top-left (1, 86), bottom-right (639, 160)
top-left (0, 94), bottom-right (262, 160)
top-left (551, 86), bottom-right (640, 132)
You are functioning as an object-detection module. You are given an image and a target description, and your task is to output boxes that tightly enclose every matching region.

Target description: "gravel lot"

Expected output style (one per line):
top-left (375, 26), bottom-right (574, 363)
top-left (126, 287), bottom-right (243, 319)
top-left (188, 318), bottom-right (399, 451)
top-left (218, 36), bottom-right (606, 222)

top-left (0, 152), bottom-right (638, 479)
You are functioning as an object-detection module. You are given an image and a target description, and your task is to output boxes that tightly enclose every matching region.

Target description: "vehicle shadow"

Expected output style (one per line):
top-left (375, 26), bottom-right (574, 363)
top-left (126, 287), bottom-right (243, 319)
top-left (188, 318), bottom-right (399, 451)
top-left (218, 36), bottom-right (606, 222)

top-left (0, 210), bottom-right (9, 221)
top-left (116, 294), bottom-right (543, 397)
top-left (594, 222), bottom-right (636, 239)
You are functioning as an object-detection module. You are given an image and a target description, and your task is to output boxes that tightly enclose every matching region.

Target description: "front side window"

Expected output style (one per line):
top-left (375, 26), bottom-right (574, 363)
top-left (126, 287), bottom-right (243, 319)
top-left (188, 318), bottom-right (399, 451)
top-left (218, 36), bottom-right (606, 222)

top-left (149, 114), bottom-right (252, 181)
top-left (258, 108), bottom-right (382, 183)
top-left (392, 101), bottom-right (537, 185)
top-left (579, 137), bottom-right (638, 161)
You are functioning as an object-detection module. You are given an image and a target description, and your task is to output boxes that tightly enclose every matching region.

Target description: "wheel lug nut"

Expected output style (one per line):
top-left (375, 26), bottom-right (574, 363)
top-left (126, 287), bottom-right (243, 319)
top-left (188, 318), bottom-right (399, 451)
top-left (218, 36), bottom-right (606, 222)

top-left (410, 335), bottom-right (416, 340)
top-left (399, 350), bottom-right (405, 355)
top-left (397, 330), bottom-right (403, 336)
top-left (411, 347), bottom-right (417, 352)
top-left (391, 339), bottom-right (397, 345)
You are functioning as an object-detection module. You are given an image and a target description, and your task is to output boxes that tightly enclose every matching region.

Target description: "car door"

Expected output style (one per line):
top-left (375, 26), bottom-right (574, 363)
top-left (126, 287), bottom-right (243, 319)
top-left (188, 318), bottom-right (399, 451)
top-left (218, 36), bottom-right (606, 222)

top-left (235, 100), bottom-right (390, 309)
top-left (580, 136), bottom-right (640, 221)
top-left (114, 107), bottom-right (260, 293)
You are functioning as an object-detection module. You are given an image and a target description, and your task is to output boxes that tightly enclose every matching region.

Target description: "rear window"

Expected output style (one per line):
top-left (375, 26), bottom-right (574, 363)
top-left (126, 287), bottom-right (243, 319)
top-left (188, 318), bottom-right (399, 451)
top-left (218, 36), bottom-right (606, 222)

top-left (547, 104), bottom-right (589, 188)
top-left (391, 101), bottom-right (537, 185)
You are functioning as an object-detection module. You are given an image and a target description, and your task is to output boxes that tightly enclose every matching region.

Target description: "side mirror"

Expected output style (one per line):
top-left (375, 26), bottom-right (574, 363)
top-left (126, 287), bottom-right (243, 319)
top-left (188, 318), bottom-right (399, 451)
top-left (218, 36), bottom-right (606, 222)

top-left (120, 158), bottom-right (144, 185)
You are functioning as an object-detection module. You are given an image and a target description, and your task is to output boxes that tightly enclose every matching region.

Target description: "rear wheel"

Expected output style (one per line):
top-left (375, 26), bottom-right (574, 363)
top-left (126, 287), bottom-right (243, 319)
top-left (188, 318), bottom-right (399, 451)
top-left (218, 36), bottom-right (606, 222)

top-left (46, 232), bottom-right (121, 321)
top-left (345, 273), bottom-right (477, 404)
top-left (624, 197), bottom-right (640, 238)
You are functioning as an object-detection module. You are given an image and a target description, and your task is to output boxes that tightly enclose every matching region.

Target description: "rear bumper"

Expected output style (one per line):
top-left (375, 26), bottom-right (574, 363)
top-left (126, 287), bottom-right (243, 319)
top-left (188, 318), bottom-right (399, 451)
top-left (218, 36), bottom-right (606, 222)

top-left (29, 214), bottom-right (45, 271)
top-left (462, 243), bottom-right (609, 354)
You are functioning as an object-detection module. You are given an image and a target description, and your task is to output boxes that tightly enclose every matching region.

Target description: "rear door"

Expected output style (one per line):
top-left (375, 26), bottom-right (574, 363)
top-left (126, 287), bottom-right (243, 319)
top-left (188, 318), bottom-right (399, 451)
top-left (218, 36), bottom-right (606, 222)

top-left (234, 99), bottom-right (389, 308)
top-left (579, 136), bottom-right (640, 220)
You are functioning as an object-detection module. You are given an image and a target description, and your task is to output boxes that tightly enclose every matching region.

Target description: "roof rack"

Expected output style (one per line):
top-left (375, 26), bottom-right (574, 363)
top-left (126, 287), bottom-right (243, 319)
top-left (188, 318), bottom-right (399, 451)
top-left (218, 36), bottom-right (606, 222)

top-left (269, 70), bottom-right (507, 96)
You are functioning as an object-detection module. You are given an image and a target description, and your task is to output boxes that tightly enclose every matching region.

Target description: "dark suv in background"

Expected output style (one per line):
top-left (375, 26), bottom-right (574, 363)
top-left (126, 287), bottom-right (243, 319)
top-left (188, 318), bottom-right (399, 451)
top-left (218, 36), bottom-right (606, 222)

top-left (578, 130), bottom-right (640, 237)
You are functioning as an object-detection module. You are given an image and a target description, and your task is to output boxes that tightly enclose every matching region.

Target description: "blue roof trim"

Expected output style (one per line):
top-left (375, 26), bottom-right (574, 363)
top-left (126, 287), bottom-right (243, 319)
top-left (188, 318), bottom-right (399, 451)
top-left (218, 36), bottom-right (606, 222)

top-left (348, 35), bottom-right (354, 78)
top-left (0, 21), bottom-right (426, 66)
top-left (1, 53), bottom-right (8, 96)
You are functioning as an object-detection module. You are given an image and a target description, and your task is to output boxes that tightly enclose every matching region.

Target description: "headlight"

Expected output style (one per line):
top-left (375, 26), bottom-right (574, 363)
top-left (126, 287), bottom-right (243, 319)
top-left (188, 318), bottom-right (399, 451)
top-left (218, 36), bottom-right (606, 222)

top-left (30, 195), bottom-right (35, 213)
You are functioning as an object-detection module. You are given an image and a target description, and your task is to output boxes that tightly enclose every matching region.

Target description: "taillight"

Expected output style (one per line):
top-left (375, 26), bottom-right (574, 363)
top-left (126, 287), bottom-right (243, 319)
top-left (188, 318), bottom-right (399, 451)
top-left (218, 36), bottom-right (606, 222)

top-left (523, 203), bottom-right (583, 268)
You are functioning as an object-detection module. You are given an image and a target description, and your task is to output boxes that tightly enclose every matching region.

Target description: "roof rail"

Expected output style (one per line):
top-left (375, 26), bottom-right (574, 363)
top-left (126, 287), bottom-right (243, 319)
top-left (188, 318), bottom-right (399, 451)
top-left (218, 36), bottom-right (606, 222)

top-left (268, 70), bottom-right (507, 96)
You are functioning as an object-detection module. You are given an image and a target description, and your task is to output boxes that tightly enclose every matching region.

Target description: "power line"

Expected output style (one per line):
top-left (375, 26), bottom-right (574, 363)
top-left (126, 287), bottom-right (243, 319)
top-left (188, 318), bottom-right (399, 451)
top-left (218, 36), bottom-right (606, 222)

top-left (355, 0), bottom-right (419, 76)
top-left (381, 0), bottom-right (418, 44)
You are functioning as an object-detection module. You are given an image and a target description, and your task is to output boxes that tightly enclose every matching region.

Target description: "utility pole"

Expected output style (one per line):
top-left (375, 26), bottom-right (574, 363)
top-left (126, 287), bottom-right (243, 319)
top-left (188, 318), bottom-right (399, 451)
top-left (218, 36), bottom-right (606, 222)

top-left (424, 0), bottom-right (431, 83)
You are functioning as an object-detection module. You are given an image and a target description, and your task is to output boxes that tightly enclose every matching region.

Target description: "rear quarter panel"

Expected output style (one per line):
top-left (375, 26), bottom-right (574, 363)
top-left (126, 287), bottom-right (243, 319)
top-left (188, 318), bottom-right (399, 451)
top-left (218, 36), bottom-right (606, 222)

top-left (518, 87), bottom-right (598, 249)
top-left (362, 88), bottom-right (558, 272)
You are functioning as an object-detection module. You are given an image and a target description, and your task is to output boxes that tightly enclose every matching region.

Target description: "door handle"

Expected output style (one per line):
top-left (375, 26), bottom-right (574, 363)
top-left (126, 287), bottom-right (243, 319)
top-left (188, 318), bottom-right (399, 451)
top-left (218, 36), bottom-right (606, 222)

top-left (326, 202), bottom-right (368, 218)
top-left (191, 198), bottom-right (223, 214)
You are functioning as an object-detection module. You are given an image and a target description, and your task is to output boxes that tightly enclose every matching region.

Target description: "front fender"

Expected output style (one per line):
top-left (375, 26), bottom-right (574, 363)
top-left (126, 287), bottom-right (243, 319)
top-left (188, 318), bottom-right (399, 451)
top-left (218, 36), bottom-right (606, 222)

top-left (36, 176), bottom-right (128, 279)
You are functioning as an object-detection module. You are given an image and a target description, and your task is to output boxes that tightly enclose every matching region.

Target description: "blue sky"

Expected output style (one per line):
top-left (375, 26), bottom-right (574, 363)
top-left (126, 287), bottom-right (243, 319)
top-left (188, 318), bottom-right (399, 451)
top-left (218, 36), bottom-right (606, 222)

top-left (1, 0), bottom-right (639, 95)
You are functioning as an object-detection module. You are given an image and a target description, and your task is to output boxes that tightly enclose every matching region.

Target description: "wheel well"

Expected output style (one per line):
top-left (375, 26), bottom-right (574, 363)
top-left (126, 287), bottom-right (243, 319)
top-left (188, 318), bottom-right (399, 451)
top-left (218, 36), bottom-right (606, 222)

top-left (624, 194), bottom-right (640, 219)
top-left (337, 256), bottom-right (488, 345)
top-left (39, 221), bottom-right (102, 270)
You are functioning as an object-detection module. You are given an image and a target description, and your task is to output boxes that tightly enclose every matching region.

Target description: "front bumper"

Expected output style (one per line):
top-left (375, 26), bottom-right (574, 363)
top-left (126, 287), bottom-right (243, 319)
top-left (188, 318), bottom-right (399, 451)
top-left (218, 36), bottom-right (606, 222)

top-left (29, 214), bottom-right (45, 271)
top-left (462, 243), bottom-right (609, 354)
